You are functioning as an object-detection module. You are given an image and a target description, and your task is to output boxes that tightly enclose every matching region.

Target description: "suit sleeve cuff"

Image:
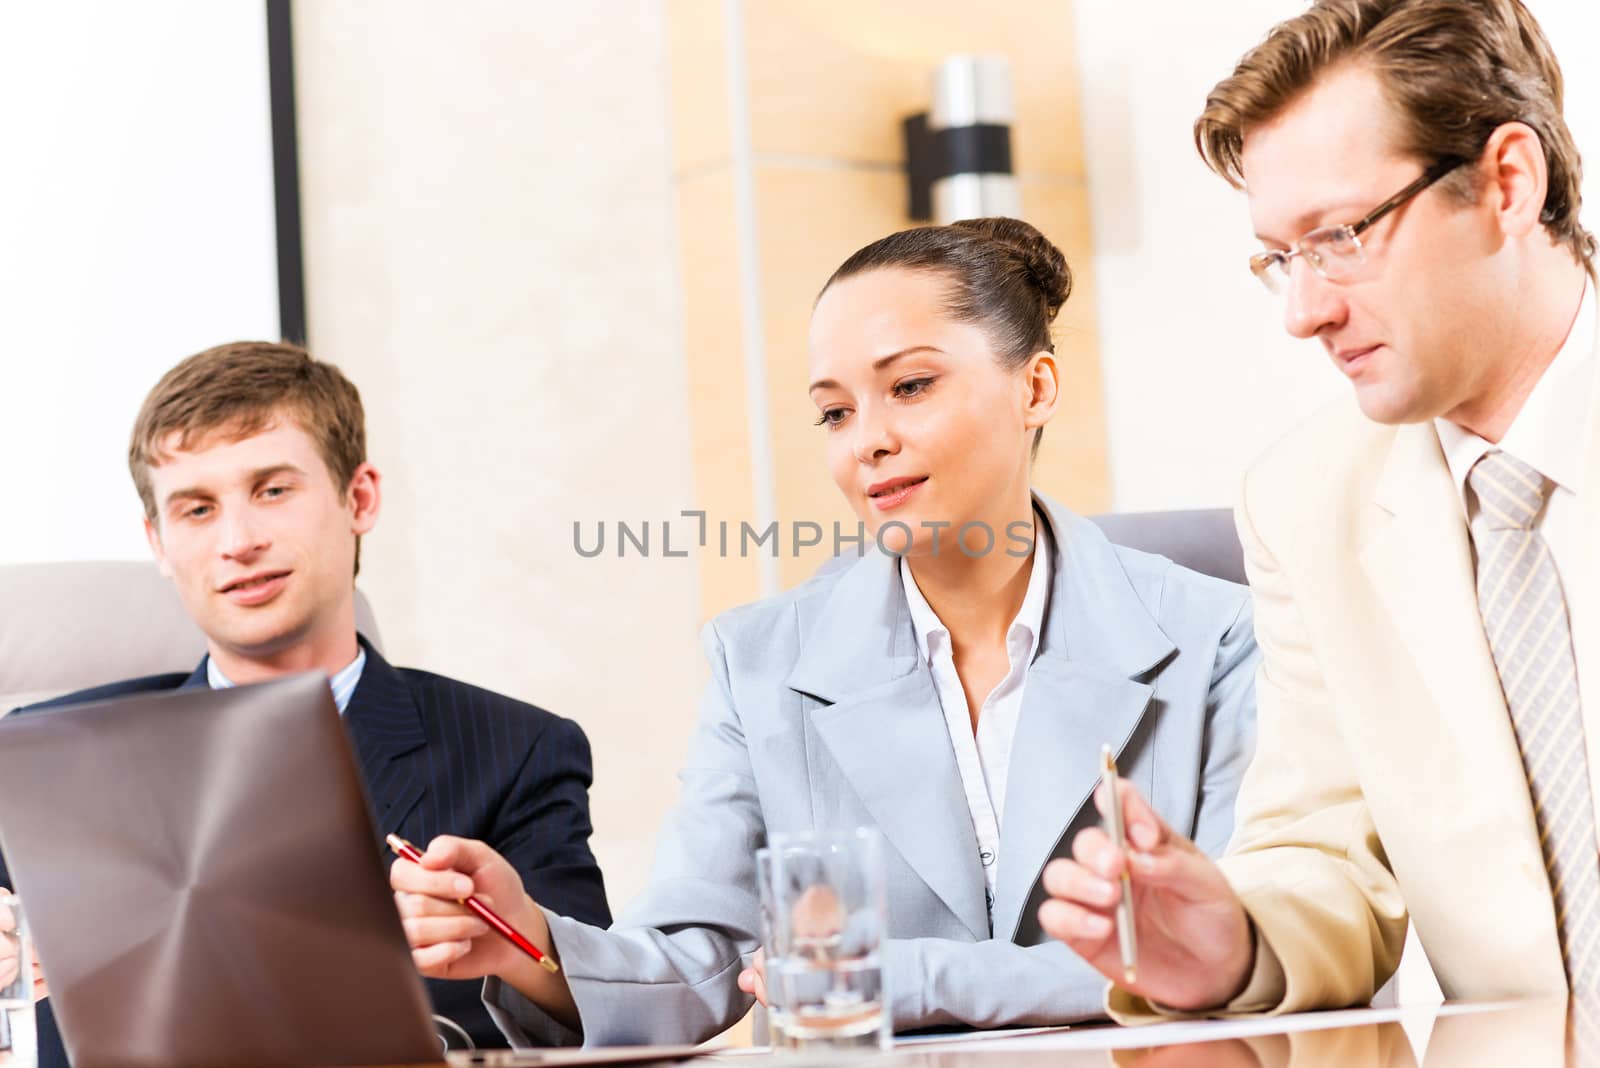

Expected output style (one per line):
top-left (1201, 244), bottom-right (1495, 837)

top-left (881, 937), bottom-right (927, 1030)
top-left (482, 975), bottom-right (585, 1048)
top-left (1216, 923), bottom-right (1287, 1013)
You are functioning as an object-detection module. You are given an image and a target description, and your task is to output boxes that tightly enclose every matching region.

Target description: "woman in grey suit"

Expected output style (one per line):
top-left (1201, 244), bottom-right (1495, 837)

top-left (391, 218), bottom-right (1259, 1044)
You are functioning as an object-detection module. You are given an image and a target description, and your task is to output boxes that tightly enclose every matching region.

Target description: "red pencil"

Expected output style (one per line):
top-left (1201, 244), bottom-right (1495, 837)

top-left (387, 834), bottom-right (561, 974)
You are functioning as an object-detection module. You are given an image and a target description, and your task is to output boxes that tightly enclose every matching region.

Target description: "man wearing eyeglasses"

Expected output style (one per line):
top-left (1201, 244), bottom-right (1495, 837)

top-left (1041, 0), bottom-right (1599, 1016)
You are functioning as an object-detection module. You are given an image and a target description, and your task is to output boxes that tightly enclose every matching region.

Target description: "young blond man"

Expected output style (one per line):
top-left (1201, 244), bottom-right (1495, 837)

top-left (1, 342), bottom-right (611, 1054)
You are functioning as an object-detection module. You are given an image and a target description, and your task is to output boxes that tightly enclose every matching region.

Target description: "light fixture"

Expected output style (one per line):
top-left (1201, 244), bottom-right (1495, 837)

top-left (903, 55), bottom-right (1020, 223)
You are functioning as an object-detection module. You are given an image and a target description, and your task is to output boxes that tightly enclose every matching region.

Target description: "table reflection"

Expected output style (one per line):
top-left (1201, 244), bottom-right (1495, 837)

top-left (877, 997), bottom-right (1590, 1068)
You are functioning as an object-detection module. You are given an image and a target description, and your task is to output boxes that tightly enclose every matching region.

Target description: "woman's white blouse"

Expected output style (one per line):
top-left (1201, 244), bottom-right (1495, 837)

top-left (898, 529), bottom-right (1051, 931)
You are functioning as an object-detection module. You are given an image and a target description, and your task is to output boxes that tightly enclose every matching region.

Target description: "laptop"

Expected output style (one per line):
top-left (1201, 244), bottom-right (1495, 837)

top-left (0, 674), bottom-right (442, 1068)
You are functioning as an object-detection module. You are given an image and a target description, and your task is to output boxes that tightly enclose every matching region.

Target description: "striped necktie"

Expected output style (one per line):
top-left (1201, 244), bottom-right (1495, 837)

top-left (1469, 448), bottom-right (1600, 993)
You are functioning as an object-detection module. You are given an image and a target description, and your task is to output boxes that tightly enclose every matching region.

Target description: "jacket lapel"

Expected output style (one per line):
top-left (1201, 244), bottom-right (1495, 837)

top-left (1358, 423), bottom-right (1548, 868)
top-left (993, 657), bottom-right (1154, 942)
top-left (810, 673), bottom-right (990, 940)
top-left (787, 549), bottom-right (990, 941)
top-left (342, 638), bottom-right (428, 843)
top-left (991, 499), bottom-right (1173, 942)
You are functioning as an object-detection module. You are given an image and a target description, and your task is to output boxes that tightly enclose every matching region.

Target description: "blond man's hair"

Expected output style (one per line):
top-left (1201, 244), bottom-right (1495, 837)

top-left (1195, 0), bottom-right (1595, 265)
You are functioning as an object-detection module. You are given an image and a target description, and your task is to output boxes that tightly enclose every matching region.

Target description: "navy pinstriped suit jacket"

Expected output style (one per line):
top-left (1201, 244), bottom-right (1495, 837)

top-left (1, 636), bottom-right (611, 1062)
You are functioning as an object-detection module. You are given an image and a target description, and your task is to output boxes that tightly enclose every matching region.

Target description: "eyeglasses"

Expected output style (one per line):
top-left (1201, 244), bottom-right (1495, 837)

top-left (1249, 156), bottom-right (1470, 294)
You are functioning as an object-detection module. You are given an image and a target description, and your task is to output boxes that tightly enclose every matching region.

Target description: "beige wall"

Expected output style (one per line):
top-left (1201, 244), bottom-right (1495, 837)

top-left (669, 0), bottom-right (1108, 617)
top-left (292, 0), bottom-right (704, 910)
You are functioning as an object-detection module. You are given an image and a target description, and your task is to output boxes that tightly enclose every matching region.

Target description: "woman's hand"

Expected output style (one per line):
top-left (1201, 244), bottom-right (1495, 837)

top-left (736, 948), bottom-right (770, 1007)
top-left (389, 835), bottom-right (576, 1026)
top-left (391, 836), bottom-right (530, 979)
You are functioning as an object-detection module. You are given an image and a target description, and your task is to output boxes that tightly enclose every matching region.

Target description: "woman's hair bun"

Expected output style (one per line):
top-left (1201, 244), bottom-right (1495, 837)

top-left (953, 217), bottom-right (1072, 320)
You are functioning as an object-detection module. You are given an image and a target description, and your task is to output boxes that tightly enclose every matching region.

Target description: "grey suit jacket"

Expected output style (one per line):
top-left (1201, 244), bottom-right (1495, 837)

top-left (487, 494), bottom-right (1258, 1045)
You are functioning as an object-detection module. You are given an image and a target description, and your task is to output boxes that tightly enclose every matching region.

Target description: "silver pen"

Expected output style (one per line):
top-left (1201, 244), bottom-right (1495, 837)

top-left (1100, 744), bottom-right (1138, 984)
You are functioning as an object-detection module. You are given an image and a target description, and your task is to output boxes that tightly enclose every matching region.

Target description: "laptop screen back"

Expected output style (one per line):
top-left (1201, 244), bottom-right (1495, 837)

top-left (0, 673), bottom-right (441, 1068)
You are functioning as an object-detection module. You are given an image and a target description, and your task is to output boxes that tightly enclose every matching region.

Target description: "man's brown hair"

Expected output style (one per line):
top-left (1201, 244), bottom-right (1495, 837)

top-left (1194, 0), bottom-right (1596, 265)
top-left (129, 340), bottom-right (368, 571)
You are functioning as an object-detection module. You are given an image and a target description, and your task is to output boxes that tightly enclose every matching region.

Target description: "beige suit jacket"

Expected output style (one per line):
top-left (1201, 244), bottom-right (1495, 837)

top-left (1114, 303), bottom-right (1600, 1019)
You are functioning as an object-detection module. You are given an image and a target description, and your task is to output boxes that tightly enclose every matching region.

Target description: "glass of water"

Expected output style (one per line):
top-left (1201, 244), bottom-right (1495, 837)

top-left (763, 828), bottom-right (889, 1051)
top-left (752, 847), bottom-right (791, 1049)
top-left (0, 894), bottom-right (34, 1068)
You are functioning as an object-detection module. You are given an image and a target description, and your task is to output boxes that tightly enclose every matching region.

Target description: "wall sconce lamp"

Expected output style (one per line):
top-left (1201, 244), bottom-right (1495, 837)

top-left (903, 55), bottom-right (1020, 223)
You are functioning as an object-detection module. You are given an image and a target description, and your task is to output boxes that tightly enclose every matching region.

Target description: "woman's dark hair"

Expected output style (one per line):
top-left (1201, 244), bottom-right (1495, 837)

top-left (820, 217), bottom-right (1072, 455)
top-left (820, 217), bottom-right (1072, 369)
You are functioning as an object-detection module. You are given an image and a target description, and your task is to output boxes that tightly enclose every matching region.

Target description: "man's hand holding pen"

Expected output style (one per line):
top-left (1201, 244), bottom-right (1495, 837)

top-left (1037, 778), bottom-right (1257, 1013)
top-left (389, 836), bottom-right (579, 1027)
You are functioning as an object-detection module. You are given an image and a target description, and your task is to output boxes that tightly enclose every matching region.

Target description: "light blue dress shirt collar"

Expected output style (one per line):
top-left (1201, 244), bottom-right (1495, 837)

top-left (206, 646), bottom-right (367, 715)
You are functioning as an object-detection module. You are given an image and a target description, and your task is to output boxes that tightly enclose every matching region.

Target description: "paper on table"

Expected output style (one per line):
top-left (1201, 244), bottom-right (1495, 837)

top-left (708, 1024), bottom-right (1073, 1055)
top-left (966, 1000), bottom-right (1515, 1053)
top-left (893, 1025), bottom-right (1073, 1047)
top-left (450, 1044), bottom-right (719, 1067)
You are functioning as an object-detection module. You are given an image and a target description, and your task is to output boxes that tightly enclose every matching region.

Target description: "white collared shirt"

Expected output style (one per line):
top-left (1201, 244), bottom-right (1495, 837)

top-left (207, 646), bottom-right (368, 715)
top-left (900, 524), bottom-right (1051, 929)
top-left (1435, 277), bottom-right (1596, 699)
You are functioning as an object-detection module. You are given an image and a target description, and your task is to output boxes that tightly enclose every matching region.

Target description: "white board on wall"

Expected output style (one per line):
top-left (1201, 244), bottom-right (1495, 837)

top-left (0, 2), bottom-right (283, 564)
